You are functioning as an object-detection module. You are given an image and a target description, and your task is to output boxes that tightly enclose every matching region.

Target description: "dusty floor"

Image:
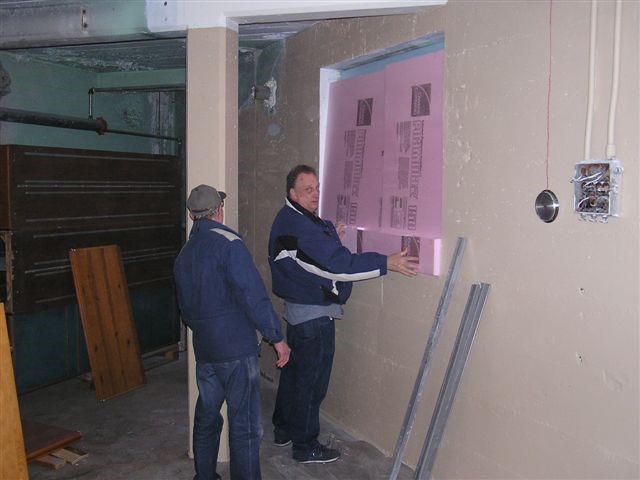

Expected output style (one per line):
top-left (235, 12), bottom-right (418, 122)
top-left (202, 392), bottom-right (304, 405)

top-left (19, 353), bottom-right (415, 480)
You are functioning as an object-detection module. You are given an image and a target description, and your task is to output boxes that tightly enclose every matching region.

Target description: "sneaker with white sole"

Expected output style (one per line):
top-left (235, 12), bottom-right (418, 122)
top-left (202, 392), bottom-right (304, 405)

top-left (273, 431), bottom-right (292, 447)
top-left (293, 444), bottom-right (340, 464)
top-left (274, 437), bottom-right (292, 447)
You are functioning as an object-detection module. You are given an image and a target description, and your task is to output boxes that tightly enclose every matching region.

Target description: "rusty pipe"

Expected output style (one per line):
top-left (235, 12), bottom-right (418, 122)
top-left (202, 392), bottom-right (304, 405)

top-left (0, 107), bottom-right (107, 134)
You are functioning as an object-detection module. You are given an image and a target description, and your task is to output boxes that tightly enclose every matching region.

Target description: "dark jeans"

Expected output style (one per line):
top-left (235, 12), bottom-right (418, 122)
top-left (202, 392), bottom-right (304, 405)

top-left (193, 355), bottom-right (263, 480)
top-left (272, 316), bottom-right (335, 455)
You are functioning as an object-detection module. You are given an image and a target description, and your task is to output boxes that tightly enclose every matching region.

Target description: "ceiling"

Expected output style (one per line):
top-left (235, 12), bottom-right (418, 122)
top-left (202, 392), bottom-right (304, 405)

top-left (0, 1), bottom-right (443, 74)
top-left (2, 38), bottom-right (187, 73)
top-left (0, 21), bottom-right (316, 73)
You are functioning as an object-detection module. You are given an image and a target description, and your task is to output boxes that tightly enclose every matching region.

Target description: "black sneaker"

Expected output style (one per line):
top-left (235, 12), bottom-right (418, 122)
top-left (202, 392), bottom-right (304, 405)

top-left (293, 444), bottom-right (340, 464)
top-left (274, 433), bottom-right (292, 447)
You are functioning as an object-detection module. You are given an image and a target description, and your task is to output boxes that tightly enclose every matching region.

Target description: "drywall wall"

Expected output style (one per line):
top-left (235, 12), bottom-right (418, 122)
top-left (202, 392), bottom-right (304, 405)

top-left (240, 0), bottom-right (639, 477)
top-left (185, 26), bottom-right (239, 463)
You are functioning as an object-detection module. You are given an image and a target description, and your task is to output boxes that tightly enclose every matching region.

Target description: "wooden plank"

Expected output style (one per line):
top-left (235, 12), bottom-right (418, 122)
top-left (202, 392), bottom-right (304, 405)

top-left (102, 247), bottom-right (146, 393)
top-left (69, 245), bottom-right (145, 400)
top-left (33, 454), bottom-right (66, 470)
top-left (70, 248), bottom-right (118, 398)
top-left (164, 347), bottom-right (179, 361)
top-left (22, 419), bottom-right (82, 461)
top-left (50, 446), bottom-right (88, 465)
top-left (88, 248), bottom-right (126, 397)
top-left (0, 303), bottom-right (28, 480)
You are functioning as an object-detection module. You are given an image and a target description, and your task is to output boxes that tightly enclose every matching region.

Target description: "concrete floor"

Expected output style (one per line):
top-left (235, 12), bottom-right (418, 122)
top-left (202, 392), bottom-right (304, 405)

top-left (19, 353), bottom-right (415, 480)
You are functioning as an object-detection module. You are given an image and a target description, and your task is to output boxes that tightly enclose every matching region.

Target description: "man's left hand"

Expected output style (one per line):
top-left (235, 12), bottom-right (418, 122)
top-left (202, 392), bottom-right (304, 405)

top-left (387, 248), bottom-right (419, 277)
top-left (273, 341), bottom-right (291, 368)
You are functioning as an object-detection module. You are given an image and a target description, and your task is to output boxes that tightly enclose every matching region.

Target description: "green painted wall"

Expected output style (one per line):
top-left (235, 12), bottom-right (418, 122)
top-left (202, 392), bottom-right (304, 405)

top-left (12, 304), bottom-right (89, 392)
top-left (0, 53), bottom-right (184, 155)
top-left (97, 69), bottom-right (185, 88)
top-left (0, 54), bottom-right (185, 391)
top-left (1, 53), bottom-right (99, 149)
top-left (13, 285), bottom-right (180, 393)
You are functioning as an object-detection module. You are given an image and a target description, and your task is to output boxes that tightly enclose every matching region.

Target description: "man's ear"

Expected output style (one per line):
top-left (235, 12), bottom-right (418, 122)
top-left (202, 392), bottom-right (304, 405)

top-left (289, 188), bottom-right (297, 201)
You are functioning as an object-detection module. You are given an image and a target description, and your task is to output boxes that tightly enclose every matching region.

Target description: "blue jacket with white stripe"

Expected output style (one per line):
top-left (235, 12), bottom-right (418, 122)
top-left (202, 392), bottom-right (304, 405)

top-left (269, 198), bottom-right (388, 306)
top-left (174, 219), bottom-right (284, 363)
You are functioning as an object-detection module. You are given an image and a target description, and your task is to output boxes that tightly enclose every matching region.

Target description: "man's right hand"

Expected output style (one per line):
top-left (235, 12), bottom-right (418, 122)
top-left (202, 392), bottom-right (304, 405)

top-left (387, 248), bottom-right (419, 277)
top-left (273, 341), bottom-right (291, 368)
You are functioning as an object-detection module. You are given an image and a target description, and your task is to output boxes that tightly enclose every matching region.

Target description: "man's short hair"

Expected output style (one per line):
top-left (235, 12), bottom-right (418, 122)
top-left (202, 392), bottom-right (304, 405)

top-left (286, 165), bottom-right (317, 194)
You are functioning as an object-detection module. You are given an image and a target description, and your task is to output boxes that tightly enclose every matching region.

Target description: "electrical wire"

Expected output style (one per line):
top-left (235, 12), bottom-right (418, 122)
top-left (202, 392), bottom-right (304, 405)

top-left (545, 0), bottom-right (554, 189)
top-left (605, 0), bottom-right (622, 159)
top-left (584, 0), bottom-right (597, 161)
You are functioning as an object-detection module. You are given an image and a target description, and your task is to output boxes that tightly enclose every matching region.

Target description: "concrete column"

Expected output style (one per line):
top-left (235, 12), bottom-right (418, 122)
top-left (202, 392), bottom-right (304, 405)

top-left (185, 26), bottom-right (238, 463)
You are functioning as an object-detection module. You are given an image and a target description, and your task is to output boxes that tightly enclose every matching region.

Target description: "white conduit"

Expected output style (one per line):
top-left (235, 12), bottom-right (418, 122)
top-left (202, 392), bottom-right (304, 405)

top-left (584, 0), bottom-right (597, 161)
top-left (605, 0), bottom-right (622, 159)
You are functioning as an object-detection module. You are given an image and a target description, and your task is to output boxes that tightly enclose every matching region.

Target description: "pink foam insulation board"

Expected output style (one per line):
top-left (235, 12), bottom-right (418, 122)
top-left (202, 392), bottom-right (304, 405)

top-left (320, 70), bottom-right (385, 230)
top-left (358, 230), bottom-right (441, 276)
top-left (322, 49), bottom-right (444, 276)
top-left (381, 50), bottom-right (443, 239)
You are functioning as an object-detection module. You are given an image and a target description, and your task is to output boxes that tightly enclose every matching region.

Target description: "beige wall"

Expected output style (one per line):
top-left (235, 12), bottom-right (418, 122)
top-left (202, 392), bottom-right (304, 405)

top-left (240, 1), bottom-right (639, 477)
top-left (186, 26), bottom-right (239, 462)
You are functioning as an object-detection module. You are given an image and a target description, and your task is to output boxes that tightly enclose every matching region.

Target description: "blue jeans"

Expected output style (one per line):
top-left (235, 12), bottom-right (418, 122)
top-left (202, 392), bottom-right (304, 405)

top-left (272, 316), bottom-right (335, 455)
top-left (193, 355), bottom-right (263, 480)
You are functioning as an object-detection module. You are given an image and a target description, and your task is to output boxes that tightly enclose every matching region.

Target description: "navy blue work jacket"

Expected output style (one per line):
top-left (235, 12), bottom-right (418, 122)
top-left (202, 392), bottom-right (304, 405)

top-left (174, 219), bottom-right (283, 363)
top-left (269, 199), bottom-right (388, 306)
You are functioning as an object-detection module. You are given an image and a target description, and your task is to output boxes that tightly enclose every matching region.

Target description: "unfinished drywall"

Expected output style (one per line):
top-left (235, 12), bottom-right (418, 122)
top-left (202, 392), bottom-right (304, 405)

top-left (241, 0), bottom-right (639, 478)
top-left (239, 42), bottom-right (284, 112)
top-left (186, 26), bottom-right (240, 463)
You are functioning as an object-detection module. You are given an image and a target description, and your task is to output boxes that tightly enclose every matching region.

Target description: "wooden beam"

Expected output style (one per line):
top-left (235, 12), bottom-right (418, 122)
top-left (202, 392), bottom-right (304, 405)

top-left (0, 303), bottom-right (28, 479)
top-left (69, 245), bottom-right (145, 401)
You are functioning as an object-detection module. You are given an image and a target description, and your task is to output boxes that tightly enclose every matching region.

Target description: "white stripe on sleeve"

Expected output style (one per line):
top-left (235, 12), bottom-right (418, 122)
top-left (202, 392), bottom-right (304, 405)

top-left (274, 249), bottom-right (381, 283)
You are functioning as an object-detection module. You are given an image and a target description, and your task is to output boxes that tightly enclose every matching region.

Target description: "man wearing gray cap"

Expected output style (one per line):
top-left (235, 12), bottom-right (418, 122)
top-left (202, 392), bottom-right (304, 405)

top-left (174, 184), bottom-right (290, 480)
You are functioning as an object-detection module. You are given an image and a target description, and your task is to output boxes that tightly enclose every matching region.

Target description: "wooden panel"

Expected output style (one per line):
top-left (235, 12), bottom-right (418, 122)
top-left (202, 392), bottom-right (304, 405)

top-left (2, 144), bottom-right (181, 232)
top-left (0, 144), bottom-right (183, 314)
top-left (0, 231), bottom-right (11, 313)
top-left (22, 420), bottom-right (81, 461)
top-left (11, 226), bottom-right (179, 313)
top-left (0, 146), bottom-right (10, 229)
top-left (0, 303), bottom-right (28, 479)
top-left (69, 245), bottom-right (145, 401)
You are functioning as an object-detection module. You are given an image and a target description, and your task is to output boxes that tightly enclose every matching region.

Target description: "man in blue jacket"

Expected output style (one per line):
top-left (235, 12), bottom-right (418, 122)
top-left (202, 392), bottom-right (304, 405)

top-left (269, 165), bottom-right (418, 464)
top-left (174, 184), bottom-right (290, 480)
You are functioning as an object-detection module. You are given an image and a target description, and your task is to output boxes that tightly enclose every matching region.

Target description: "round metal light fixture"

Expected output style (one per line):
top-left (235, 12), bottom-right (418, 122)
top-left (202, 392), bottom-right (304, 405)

top-left (535, 189), bottom-right (559, 223)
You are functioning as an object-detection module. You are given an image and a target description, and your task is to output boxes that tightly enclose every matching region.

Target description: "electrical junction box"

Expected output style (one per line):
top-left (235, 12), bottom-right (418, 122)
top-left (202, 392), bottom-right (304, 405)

top-left (572, 159), bottom-right (623, 221)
